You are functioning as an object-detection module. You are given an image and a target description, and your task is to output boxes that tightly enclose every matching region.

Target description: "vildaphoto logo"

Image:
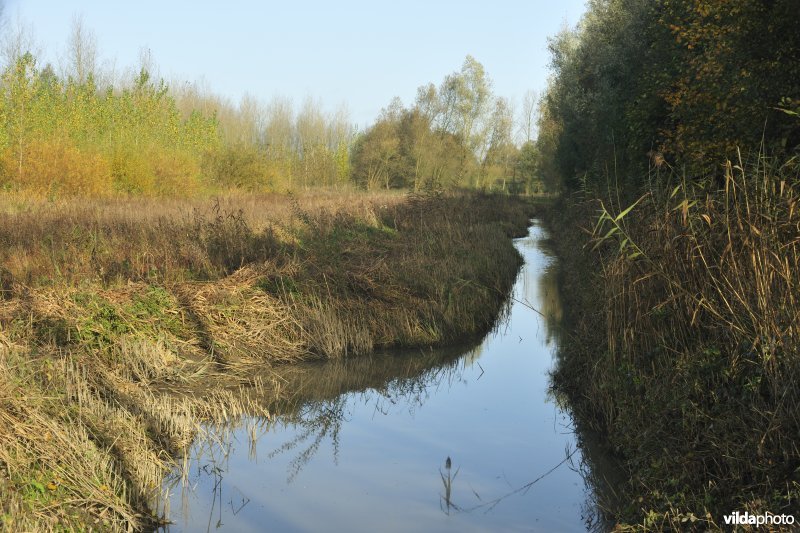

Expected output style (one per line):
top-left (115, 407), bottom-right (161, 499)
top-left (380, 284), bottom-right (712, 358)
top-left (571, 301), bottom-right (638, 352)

top-left (723, 511), bottom-right (795, 527)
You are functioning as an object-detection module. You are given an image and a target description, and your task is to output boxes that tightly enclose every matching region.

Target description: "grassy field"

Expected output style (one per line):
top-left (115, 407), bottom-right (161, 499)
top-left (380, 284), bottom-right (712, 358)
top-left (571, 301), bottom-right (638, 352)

top-left (0, 189), bottom-right (536, 531)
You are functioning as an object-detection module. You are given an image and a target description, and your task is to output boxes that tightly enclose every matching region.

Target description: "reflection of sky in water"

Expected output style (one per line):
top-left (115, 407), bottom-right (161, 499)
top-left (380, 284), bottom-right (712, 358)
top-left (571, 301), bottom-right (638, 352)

top-left (162, 221), bottom-right (597, 533)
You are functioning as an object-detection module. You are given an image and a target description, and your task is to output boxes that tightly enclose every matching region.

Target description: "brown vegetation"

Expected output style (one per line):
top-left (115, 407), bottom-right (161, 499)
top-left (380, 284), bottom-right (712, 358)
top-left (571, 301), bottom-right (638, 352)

top-left (0, 190), bottom-right (534, 531)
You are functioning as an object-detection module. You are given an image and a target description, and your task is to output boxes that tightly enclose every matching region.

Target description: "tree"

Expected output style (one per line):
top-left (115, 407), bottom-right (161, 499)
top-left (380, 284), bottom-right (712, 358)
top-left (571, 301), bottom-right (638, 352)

top-left (415, 83), bottom-right (438, 123)
top-left (65, 15), bottom-right (97, 85)
top-left (262, 96), bottom-right (295, 186)
top-left (454, 55), bottom-right (492, 156)
top-left (515, 141), bottom-right (540, 194)
top-left (397, 108), bottom-right (434, 190)
top-left (1, 16), bottom-right (40, 68)
top-left (1, 52), bottom-right (38, 180)
top-left (352, 56), bottom-right (516, 190)
top-left (538, 0), bottom-right (800, 195)
top-left (482, 96), bottom-right (515, 189)
top-left (518, 89), bottom-right (538, 144)
top-left (350, 118), bottom-right (398, 190)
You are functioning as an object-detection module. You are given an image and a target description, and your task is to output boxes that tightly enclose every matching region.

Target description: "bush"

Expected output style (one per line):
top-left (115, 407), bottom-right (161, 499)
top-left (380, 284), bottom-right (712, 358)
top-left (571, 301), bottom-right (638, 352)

top-left (3, 139), bottom-right (111, 196)
top-left (210, 144), bottom-right (277, 191)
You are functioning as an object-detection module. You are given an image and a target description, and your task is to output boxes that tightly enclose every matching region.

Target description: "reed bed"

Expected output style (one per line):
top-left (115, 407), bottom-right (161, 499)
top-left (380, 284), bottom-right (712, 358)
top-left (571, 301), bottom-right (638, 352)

top-left (548, 153), bottom-right (800, 530)
top-left (0, 189), bottom-right (534, 531)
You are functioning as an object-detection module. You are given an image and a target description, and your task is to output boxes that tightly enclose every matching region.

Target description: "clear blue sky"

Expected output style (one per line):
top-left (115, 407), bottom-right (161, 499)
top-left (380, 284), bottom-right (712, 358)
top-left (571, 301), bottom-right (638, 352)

top-left (4, 0), bottom-right (586, 128)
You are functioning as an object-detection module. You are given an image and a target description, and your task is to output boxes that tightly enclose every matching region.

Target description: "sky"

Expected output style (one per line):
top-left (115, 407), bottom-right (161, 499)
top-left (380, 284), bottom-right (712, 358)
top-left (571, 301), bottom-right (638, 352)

top-left (3, 0), bottom-right (587, 129)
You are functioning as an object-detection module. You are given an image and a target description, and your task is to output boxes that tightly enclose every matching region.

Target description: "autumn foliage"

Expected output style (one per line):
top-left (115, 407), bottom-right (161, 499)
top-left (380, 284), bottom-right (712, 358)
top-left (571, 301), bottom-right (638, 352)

top-left (538, 0), bottom-right (800, 192)
top-left (540, 0), bottom-right (800, 528)
top-left (0, 48), bottom-right (361, 197)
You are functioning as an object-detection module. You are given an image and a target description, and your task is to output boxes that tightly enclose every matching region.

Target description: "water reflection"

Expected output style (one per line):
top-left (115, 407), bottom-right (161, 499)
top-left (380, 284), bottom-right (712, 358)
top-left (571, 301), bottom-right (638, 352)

top-left (192, 345), bottom-right (480, 476)
top-left (439, 456), bottom-right (460, 515)
top-left (537, 235), bottom-right (624, 532)
top-left (162, 221), bottom-right (617, 532)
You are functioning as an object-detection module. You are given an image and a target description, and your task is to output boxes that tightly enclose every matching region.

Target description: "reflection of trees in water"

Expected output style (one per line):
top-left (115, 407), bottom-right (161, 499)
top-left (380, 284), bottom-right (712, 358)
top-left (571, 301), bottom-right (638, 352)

top-left (268, 396), bottom-right (348, 482)
top-left (169, 340), bottom-right (483, 502)
top-left (160, 346), bottom-right (478, 529)
top-left (533, 246), bottom-right (621, 532)
top-left (267, 345), bottom-right (478, 481)
top-left (566, 425), bottom-right (625, 532)
top-left (164, 227), bottom-right (622, 530)
top-left (509, 227), bottom-right (619, 531)
top-left (161, 423), bottom-right (250, 530)
top-left (515, 232), bottom-right (562, 346)
top-left (537, 264), bottom-right (563, 345)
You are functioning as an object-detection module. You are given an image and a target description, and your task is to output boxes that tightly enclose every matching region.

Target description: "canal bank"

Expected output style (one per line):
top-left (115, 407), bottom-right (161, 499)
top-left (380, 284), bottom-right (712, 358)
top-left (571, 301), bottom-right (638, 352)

top-left (162, 221), bottom-right (616, 532)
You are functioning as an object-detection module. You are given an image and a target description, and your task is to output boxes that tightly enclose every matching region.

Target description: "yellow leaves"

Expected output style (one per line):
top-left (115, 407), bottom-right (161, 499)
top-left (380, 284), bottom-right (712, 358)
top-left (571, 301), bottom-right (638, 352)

top-left (0, 57), bottom-right (223, 198)
top-left (696, 4), bottom-right (711, 18)
top-left (18, 138), bottom-right (112, 196)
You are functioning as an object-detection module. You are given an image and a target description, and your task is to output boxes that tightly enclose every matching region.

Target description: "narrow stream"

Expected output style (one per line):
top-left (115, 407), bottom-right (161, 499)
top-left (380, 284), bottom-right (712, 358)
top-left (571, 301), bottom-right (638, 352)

top-left (162, 221), bottom-right (611, 532)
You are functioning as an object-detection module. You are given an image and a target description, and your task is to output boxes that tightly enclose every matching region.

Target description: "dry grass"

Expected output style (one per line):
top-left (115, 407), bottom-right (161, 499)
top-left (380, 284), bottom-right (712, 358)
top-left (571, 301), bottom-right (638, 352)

top-left (0, 189), bottom-right (535, 530)
top-left (0, 188), bottom-right (406, 288)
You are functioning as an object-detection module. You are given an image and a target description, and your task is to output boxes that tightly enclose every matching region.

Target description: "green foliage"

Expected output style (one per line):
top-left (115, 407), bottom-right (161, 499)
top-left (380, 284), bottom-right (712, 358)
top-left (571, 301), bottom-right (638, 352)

top-left (0, 33), bottom-right (534, 196)
top-left (257, 274), bottom-right (299, 296)
top-left (548, 153), bottom-right (800, 528)
top-left (351, 57), bottom-right (525, 192)
top-left (210, 143), bottom-right (276, 191)
top-left (514, 141), bottom-right (541, 194)
top-left (72, 293), bottom-right (129, 350)
top-left (0, 52), bottom-right (221, 196)
top-left (659, 0), bottom-right (800, 165)
top-left (538, 0), bottom-right (800, 195)
top-left (126, 285), bottom-right (185, 337)
top-left (540, 3), bottom-right (800, 513)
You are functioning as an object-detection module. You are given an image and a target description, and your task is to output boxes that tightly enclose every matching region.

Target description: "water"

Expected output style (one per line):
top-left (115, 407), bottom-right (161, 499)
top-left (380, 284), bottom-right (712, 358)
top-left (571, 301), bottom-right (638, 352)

top-left (162, 221), bottom-right (607, 532)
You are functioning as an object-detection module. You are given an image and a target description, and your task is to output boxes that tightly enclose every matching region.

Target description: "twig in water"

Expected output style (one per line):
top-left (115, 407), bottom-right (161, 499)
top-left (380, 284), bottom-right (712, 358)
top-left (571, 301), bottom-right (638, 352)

top-left (461, 446), bottom-right (580, 514)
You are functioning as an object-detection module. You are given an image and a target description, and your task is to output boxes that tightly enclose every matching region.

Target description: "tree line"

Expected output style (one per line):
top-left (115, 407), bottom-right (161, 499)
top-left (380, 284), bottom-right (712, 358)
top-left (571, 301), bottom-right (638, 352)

top-left (0, 18), bottom-right (542, 197)
top-left (539, 2), bottom-right (800, 527)
top-left (0, 18), bottom-right (358, 196)
top-left (536, 0), bottom-right (800, 195)
top-left (351, 56), bottom-right (540, 193)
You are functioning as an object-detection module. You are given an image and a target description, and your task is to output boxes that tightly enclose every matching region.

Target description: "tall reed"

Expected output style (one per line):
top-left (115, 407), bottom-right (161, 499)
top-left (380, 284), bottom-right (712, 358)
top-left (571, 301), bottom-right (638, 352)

top-left (550, 151), bottom-right (800, 529)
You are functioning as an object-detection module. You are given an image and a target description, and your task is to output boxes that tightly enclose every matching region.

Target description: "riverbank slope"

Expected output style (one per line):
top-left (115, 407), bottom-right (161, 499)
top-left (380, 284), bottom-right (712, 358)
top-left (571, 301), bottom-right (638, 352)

top-left (0, 191), bottom-right (538, 531)
top-left (543, 160), bottom-right (800, 530)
